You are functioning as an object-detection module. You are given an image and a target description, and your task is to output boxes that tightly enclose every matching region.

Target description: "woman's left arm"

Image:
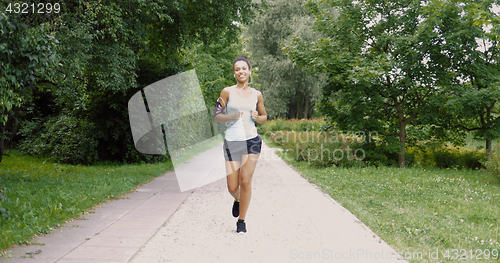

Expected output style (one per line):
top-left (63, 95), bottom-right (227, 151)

top-left (252, 92), bottom-right (267, 124)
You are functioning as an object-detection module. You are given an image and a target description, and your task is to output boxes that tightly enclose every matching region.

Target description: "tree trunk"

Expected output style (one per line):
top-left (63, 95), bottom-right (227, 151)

top-left (8, 122), bottom-right (19, 143)
top-left (398, 122), bottom-right (406, 168)
top-left (486, 139), bottom-right (492, 159)
top-left (394, 97), bottom-right (407, 168)
top-left (304, 94), bottom-right (309, 119)
top-left (485, 104), bottom-right (493, 159)
top-left (295, 98), bottom-right (300, 119)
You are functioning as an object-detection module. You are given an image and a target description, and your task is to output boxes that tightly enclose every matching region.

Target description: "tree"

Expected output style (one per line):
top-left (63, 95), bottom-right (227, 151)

top-left (420, 0), bottom-right (500, 158)
top-left (246, 0), bottom-right (324, 119)
top-left (7, 0), bottom-right (255, 164)
top-left (180, 34), bottom-right (249, 111)
top-left (0, 10), bottom-right (57, 164)
top-left (286, 0), bottom-right (456, 167)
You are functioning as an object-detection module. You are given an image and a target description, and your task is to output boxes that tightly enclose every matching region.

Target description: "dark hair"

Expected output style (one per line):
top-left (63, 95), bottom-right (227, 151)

top-left (233, 55), bottom-right (251, 70)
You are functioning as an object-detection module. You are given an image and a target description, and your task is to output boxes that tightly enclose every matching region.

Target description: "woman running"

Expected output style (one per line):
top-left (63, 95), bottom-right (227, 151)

top-left (213, 55), bottom-right (267, 233)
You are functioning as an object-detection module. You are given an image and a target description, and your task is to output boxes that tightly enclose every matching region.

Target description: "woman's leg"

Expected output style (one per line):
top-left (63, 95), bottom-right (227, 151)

top-left (238, 153), bottom-right (260, 221)
top-left (226, 161), bottom-right (241, 200)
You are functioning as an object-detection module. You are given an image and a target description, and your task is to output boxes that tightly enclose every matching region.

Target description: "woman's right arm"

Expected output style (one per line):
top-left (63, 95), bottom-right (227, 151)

top-left (214, 88), bottom-right (240, 123)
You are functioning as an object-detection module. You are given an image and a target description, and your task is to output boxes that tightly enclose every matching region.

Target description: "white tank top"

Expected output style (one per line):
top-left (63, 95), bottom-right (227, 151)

top-left (225, 86), bottom-right (259, 141)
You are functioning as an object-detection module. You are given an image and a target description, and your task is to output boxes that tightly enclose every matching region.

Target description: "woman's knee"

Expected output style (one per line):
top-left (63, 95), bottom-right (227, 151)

top-left (239, 176), bottom-right (252, 190)
top-left (228, 184), bottom-right (239, 194)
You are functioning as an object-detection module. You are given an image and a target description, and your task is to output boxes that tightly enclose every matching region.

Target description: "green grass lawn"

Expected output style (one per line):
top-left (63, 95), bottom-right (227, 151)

top-left (0, 151), bottom-right (173, 251)
top-left (265, 137), bottom-right (500, 262)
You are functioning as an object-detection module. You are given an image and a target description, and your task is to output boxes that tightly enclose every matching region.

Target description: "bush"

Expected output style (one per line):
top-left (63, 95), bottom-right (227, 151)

top-left (410, 145), bottom-right (485, 169)
top-left (457, 150), bottom-right (485, 170)
top-left (433, 149), bottom-right (458, 168)
top-left (263, 118), bottom-right (487, 170)
top-left (408, 147), bottom-right (435, 168)
top-left (360, 141), bottom-right (399, 167)
top-left (19, 114), bottom-right (99, 164)
top-left (270, 130), bottom-right (363, 168)
top-left (19, 112), bottom-right (169, 165)
top-left (259, 118), bottom-right (327, 134)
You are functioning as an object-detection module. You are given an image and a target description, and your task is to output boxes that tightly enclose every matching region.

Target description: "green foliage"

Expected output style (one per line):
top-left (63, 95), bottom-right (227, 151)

top-left (264, 118), bottom-right (487, 170)
top-left (409, 146), bottom-right (486, 170)
top-left (259, 117), bottom-right (327, 133)
top-left (361, 141), bottom-right (400, 167)
top-left (3, 0), bottom-right (255, 165)
top-left (263, 118), bottom-right (401, 167)
top-left (19, 114), bottom-right (98, 164)
top-left (19, 111), bottom-right (167, 164)
top-left (0, 151), bottom-right (173, 250)
top-left (284, 0), bottom-right (500, 167)
top-left (180, 32), bottom-right (247, 111)
top-left (284, 0), bottom-right (445, 168)
top-left (246, 0), bottom-right (325, 119)
top-left (0, 5), bottom-right (58, 163)
top-left (0, 11), bottom-right (57, 125)
top-left (270, 130), bottom-right (364, 167)
top-left (433, 149), bottom-right (484, 170)
top-left (420, 0), bottom-right (500, 149)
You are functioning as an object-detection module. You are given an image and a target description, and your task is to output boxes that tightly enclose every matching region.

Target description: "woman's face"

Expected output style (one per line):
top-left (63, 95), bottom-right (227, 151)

top-left (234, 61), bottom-right (251, 83)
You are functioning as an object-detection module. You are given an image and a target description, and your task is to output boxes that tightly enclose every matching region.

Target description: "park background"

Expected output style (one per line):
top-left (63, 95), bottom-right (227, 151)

top-left (1, 0), bottom-right (500, 261)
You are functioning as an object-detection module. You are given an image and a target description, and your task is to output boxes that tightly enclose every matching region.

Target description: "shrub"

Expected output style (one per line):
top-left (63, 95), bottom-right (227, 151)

top-left (19, 112), bottom-right (169, 165)
top-left (262, 118), bottom-right (290, 133)
top-left (19, 114), bottom-right (99, 164)
top-left (408, 147), bottom-right (436, 168)
top-left (410, 145), bottom-right (485, 169)
top-left (458, 150), bottom-right (485, 170)
top-left (270, 130), bottom-right (363, 168)
top-left (360, 141), bottom-right (399, 167)
top-left (260, 118), bottom-right (326, 134)
top-left (263, 118), bottom-right (487, 170)
top-left (433, 149), bottom-right (458, 168)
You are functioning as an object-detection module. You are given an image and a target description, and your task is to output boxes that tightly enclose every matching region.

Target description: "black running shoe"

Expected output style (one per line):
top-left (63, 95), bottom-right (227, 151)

top-left (232, 200), bottom-right (239, 217)
top-left (236, 220), bottom-right (246, 233)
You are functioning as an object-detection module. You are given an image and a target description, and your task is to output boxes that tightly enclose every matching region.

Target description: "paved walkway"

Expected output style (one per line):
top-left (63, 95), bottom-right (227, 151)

top-left (1, 142), bottom-right (407, 262)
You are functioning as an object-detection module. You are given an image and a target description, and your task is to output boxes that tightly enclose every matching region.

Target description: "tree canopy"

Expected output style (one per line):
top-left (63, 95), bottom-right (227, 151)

top-left (285, 0), bottom-right (500, 167)
top-left (0, 10), bottom-right (58, 163)
top-left (246, 0), bottom-right (325, 119)
top-left (1, 0), bottom-right (254, 164)
top-left (420, 0), bottom-right (500, 157)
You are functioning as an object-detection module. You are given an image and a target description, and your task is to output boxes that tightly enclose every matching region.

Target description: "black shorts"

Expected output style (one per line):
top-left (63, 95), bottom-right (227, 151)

top-left (223, 135), bottom-right (262, 161)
